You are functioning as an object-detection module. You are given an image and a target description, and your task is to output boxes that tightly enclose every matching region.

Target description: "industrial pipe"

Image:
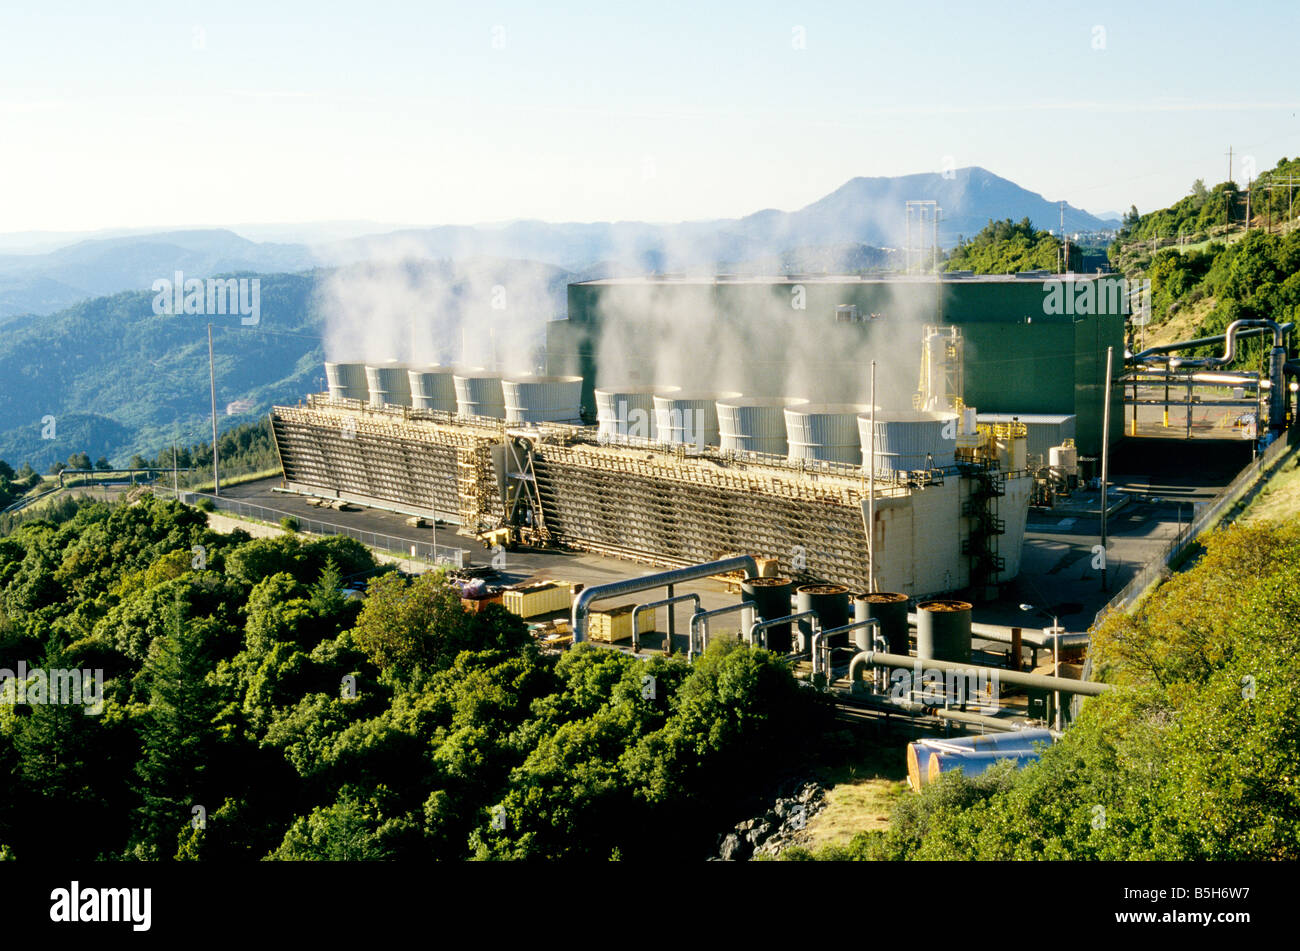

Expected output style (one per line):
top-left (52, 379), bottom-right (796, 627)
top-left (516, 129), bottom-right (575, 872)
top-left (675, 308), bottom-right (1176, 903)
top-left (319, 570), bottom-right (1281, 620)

top-left (688, 602), bottom-right (749, 661)
top-left (905, 613), bottom-right (1090, 651)
top-left (813, 619), bottom-right (880, 678)
top-left (927, 749), bottom-right (1041, 782)
top-left (849, 651), bottom-right (1112, 697)
top-left (570, 555), bottom-right (758, 643)
top-left (630, 593), bottom-right (701, 653)
top-left (920, 727), bottom-right (1055, 752)
top-left (1129, 320), bottom-right (1291, 364)
top-left (930, 708), bottom-right (1039, 732)
top-left (749, 611), bottom-right (820, 656)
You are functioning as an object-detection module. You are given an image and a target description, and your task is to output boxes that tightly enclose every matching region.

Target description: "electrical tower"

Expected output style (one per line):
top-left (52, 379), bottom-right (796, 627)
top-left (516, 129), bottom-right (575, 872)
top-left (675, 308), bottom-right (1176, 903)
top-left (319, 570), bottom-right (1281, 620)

top-left (905, 200), bottom-right (941, 274)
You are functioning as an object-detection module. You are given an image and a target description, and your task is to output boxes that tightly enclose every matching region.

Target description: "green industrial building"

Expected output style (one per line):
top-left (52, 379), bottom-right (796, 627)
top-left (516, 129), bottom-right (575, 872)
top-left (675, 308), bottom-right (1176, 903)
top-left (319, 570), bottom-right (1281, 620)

top-left (547, 274), bottom-right (1126, 456)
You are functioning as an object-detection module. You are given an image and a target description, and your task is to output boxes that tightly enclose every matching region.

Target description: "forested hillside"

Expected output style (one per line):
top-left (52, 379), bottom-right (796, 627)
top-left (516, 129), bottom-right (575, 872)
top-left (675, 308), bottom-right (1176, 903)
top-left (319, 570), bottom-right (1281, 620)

top-left (0, 273), bottom-right (323, 473)
top-left (0, 496), bottom-right (830, 860)
top-left (1111, 157), bottom-right (1300, 364)
top-left (787, 521), bottom-right (1300, 860)
top-left (943, 217), bottom-right (1078, 274)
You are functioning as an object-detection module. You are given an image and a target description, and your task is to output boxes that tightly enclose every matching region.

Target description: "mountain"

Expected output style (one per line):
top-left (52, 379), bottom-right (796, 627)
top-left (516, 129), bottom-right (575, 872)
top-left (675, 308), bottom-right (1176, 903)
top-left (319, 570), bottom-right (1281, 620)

top-left (0, 260), bottom-right (573, 471)
top-left (315, 168), bottom-right (1114, 272)
top-left (0, 168), bottom-right (1116, 318)
top-left (751, 167), bottom-right (1116, 247)
top-left (0, 229), bottom-right (318, 320)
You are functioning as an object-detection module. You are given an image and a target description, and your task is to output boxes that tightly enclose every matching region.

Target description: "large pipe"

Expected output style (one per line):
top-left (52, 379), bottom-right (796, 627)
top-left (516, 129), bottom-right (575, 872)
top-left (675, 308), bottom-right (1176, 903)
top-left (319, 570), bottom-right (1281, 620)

top-left (931, 708), bottom-right (1038, 732)
top-left (908, 727), bottom-right (1055, 788)
top-left (848, 651), bottom-right (1112, 697)
top-left (906, 613), bottom-right (1090, 651)
top-left (571, 556), bottom-right (758, 643)
top-left (1129, 320), bottom-right (1291, 364)
top-left (812, 619), bottom-right (879, 677)
top-left (688, 603), bottom-right (749, 661)
top-left (919, 727), bottom-right (1055, 752)
top-left (631, 593), bottom-right (701, 653)
top-left (927, 749), bottom-right (1041, 782)
top-left (749, 611), bottom-right (820, 655)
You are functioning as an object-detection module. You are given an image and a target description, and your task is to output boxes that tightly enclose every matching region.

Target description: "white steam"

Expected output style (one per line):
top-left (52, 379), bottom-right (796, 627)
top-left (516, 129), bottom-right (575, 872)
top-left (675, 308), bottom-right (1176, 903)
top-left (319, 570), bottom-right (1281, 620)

top-left (320, 240), bottom-right (562, 374)
top-left (592, 276), bottom-right (944, 411)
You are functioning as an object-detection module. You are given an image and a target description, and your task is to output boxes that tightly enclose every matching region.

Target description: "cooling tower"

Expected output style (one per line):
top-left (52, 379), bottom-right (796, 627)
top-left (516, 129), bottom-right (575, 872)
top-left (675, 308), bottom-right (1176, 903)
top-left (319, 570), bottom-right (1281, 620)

top-left (716, 397), bottom-right (808, 456)
top-left (453, 369), bottom-right (506, 419)
top-left (861, 410), bottom-right (960, 474)
top-left (595, 385), bottom-right (663, 443)
top-left (501, 375), bottom-right (584, 425)
top-left (407, 365), bottom-right (460, 413)
top-left (364, 361), bottom-right (413, 408)
top-left (785, 403), bottom-right (874, 464)
top-left (653, 390), bottom-right (741, 448)
top-left (324, 362), bottom-right (369, 403)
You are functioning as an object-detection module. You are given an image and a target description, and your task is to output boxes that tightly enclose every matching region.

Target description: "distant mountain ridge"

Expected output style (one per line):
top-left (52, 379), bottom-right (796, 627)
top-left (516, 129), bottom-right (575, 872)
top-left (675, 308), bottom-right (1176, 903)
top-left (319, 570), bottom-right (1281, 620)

top-left (0, 167), bottom-right (1116, 319)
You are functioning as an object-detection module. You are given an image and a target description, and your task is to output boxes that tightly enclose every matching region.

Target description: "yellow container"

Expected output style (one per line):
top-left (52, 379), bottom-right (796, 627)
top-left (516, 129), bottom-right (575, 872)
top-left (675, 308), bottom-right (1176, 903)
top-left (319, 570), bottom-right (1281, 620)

top-left (502, 581), bottom-right (573, 619)
top-left (589, 604), bottom-right (655, 644)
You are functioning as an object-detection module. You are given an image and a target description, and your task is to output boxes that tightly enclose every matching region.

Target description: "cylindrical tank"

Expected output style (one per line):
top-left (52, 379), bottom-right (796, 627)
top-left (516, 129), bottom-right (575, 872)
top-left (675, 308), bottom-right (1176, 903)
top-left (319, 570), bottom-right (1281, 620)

top-left (502, 375), bottom-right (583, 425)
top-left (364, 361), bottom-right (413, 408)
top-left (324, 362), bottom-right (369, 403)
top-left (716, 397), bottom-right (807, 456)
top-left (927, 750), bottom-right (1041, 783)
top-left (653, 390), bottom-right (740, 448)
top-left (997, 431), bottom-right (1028, 471)
top-left (907, 741), bottom-right (936, 790)
top-left (741, 576), bottom-right (795, 652)
top-left (796, 583), bottom-right (851, 650)
top-left (915, 599), bottom-right (973, 663)
top-left (785, 403), bottom-right (875, 464)
top-left (407, 365), bottom-right (460, 413)
top-left (595, 385), bottom-right (661, 443)
top-left (853, 591), bottom-right (910, 653)
top-left (862, 409), bottom-right (960, 474)
top-left (453, 369), bottom-right (506, 419)
top-left (1048, 442), bottom-right (1079, 481)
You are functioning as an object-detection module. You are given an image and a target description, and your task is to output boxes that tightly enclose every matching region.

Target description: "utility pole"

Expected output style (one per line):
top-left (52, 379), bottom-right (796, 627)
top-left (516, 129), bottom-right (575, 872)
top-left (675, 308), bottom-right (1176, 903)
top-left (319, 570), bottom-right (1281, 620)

top-left (905, 205), bottom-right (912, 274)
top-left (1100, 346), bottom-right (1113, 592)
top-left (1059, 202), bottom-right (1070, 273)
top-left (868, 361), bottom-right (877, 593)
top-left (1246, 177), bottom-right (1252, 232)
top-left (208, 323), bottom-right (220, 497)
top-left (932, 206), bottom-right (940, 274)
top-left (1226, 146), bottom-right (1233, 185)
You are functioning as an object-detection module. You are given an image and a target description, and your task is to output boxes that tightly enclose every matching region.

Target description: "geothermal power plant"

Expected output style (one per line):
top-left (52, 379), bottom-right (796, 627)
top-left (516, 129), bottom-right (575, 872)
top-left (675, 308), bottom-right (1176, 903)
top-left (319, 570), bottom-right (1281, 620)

top-left (269, 274), bottom-right (1127, 600)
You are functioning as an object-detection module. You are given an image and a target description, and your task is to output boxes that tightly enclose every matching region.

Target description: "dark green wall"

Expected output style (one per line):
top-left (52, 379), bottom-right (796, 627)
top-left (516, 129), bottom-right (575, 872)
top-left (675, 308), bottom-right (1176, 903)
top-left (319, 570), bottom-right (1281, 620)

top-left (554, 277), bottom-right (1125, 455)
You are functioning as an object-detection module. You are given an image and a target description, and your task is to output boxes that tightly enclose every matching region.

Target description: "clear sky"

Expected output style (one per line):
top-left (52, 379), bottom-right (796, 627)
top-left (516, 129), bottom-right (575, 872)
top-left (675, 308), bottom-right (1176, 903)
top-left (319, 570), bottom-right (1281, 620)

top-left (1, 0), bottom-right (1297, 232)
